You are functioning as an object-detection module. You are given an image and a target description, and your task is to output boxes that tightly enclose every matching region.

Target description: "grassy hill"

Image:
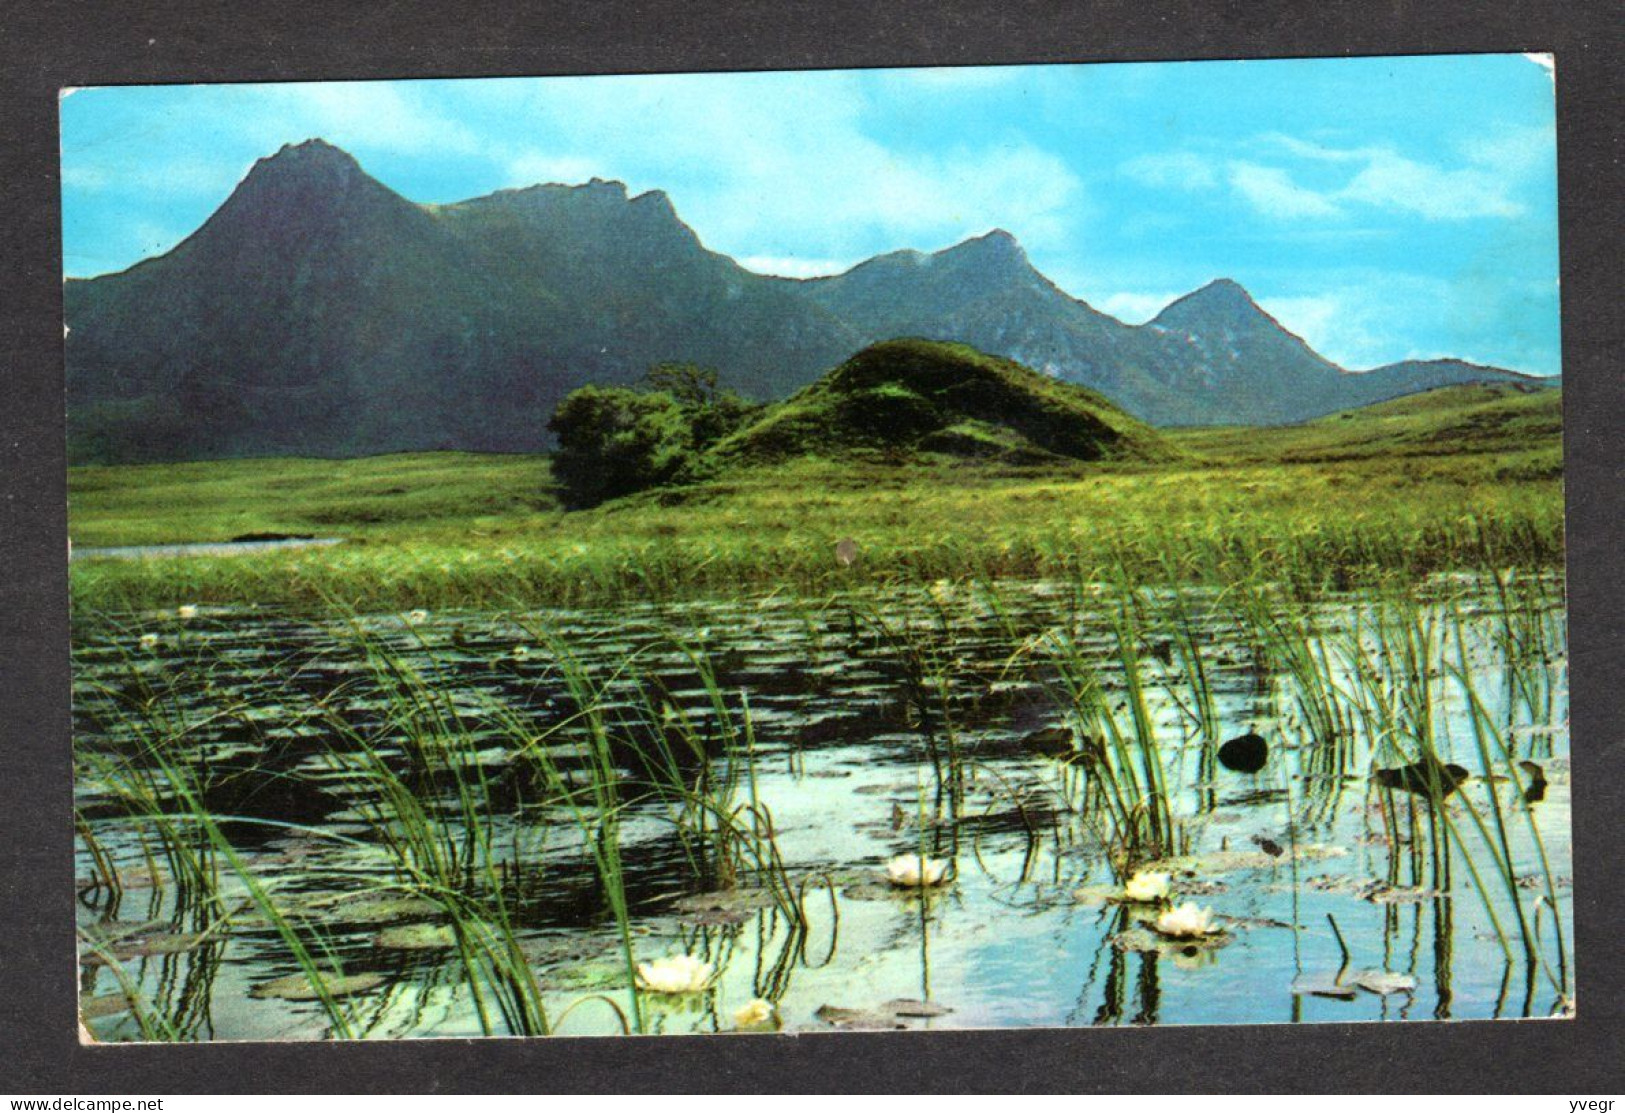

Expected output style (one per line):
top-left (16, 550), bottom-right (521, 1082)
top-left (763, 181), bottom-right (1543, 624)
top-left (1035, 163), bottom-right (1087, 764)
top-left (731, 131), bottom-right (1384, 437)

top-left (707, 338), bottom-right (1171, 468)
top-left (68, 381), bottom-right (1563, 611)
top-left (1172, 381), bottom-right (1561, 470)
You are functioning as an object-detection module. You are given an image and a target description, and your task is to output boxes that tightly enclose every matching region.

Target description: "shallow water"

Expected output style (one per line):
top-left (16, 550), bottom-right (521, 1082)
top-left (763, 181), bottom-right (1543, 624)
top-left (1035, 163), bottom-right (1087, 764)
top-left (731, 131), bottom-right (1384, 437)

top-left (72, 537), bottom-right (344, 561)
top-left (72, 577), bottom-right (1572, 1039)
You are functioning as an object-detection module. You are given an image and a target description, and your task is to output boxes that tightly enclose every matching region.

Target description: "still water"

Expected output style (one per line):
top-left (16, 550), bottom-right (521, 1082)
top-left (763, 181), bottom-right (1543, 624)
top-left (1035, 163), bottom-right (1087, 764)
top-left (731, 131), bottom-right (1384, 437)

top-left (73, 577), bottom-right (1572, 1039)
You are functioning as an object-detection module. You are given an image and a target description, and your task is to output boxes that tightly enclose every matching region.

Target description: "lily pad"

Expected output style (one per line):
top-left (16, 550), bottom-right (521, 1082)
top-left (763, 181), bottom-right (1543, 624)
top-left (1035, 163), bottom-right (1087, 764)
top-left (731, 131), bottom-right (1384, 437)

top-left (840, 881), bottom-right (923, 902)
top-left (518, 934), bottom-right (617, 967)
top-left (1112, 927), bottom-right (1231, 955)
top-left (325, 895), bottom-right (442, 924)
top-left (1362, 883), bottom-right (1446, 905)
top-left (672, 888), bottom-right (778, 925)
top-left (1071, 884), bottom-right (1121, 906)
top-left (1221, 915), bottom-right (1297, 931)
top-left (82, 931), bottom-right (210, 965)
top-left (538, 959), bottom-right (630, 991)
top-left (80, 993), bottom-right (136, 1020)
top-left (1291, 975), bottom-right (1358, 1000)
top-left (372, 923), bottom-right (459, 950)
top-left (811, 994), bottom-right (955, 1029)
top-left (1352, 970), bottom-right (1417, 996)
top-left (1303, 874), bottom-right (1365, 894)
top-left (1149, 844), bottom-right (1348, 877)
top-left (250, 970), bottom-right (387, 1001)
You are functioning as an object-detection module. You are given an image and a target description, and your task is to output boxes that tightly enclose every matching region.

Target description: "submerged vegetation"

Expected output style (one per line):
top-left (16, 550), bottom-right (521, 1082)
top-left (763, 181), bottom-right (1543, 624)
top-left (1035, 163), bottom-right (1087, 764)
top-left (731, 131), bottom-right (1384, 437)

top-left (73, 568), bottom-right (1572, 1037)
top-left (69, 360), bottom-right (1570, 1039)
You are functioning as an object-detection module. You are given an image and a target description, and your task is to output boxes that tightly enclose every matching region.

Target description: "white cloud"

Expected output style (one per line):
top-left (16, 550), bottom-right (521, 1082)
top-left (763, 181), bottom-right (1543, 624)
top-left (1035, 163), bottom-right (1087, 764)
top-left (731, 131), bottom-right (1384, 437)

top-left (505, 153), bottom-right (606, 188)
top-left (737, 255), bottom-right (853, 278)
top-left (1227, 162), bottom-right (1343, 219)
top-left (1340, 150), bottom-right (1524, 219)
top-left (1131, 126), bottom-right (1549, 223)
top-left (62, 156), bottom-right (245, 198)
top-left (1261, 275), bottom-right (1485, 369)
top-left (1257, 294), bottom-right (1356, 355)
top-left (1460, 123), bottom-right (1555, 179)
top-left (268, 83), bottom-right (480, 157)
top-left (1094, 291), bottom-right (1183, 324)
top-left (1121, 151), bottom-right (1219, 191)
top-left (476, 72), bottom-right (1085, 260)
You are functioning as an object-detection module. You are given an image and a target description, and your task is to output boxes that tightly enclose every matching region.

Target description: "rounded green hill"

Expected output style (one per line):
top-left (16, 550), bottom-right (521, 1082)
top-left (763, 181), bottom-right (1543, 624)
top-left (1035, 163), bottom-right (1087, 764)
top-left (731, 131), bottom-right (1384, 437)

top-left (708, 338), bottom-right (1172, 467)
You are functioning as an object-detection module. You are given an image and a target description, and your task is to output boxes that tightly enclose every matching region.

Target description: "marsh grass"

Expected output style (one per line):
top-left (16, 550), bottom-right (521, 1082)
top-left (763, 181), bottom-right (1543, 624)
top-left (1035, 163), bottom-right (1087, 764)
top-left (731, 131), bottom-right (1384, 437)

top-left (69, 401), bottom-right (1563, 614)
top-left (75, 555), bottom-right (1571, 1037)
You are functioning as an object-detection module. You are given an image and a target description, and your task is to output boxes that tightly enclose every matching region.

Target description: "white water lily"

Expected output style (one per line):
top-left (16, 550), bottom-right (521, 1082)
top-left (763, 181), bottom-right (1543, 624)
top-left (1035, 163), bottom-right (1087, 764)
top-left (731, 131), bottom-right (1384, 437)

top-left (1154, 902), bottom-right (1221, 939)
top-left (732, 998), bottom-right (776, 1028)
top-left (635, 954), bottom-right (715, 994)
top-left (406, 609), bottom-right (428, 624)
top-left (176, 604), bottom-right (198, 620)
top-left (138, 633), bottom-right (160, 650)
top-left (1122, 870), bottom-right (1173, 903)
top-left (885, 853), bottom-right (950, 888)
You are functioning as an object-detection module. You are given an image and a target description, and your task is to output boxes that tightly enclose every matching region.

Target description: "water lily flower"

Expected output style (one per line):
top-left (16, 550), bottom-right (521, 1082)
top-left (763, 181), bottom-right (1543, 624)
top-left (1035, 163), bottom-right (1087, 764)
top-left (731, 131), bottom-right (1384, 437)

top-left (732, 998), bottom-right (776, 1028)
top-left (635, 954), bottom-right (715, 994)
top-left (406, 609), bottom-right (428, 624)
top-left (1122, 870), bottom-right (1173, 903)
top-left (885, 853), bottom-right (950, 888)
top-left (138, 633), bottom-right (159, 650)
top-left (511, 645), bottom-right (531, 660)
top-left (1154, 902), bottom-right (1221, 939)
top-left (176, 604), bottom-right (198, 620)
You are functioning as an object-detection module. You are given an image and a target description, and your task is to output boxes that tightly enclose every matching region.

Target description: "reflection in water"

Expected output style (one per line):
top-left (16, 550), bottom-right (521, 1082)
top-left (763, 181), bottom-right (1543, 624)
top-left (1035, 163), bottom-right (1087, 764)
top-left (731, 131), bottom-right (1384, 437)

top-left (72, 576), bottom-right (1572, 1039)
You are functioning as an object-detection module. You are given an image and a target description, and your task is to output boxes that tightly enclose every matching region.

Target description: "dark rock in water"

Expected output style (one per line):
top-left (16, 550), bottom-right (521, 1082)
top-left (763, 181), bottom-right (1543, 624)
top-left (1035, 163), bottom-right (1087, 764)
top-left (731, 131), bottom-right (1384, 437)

top-left (1218, 732), bottom-right (1269, 773)
top-left (1519, 760), bottom-right (1547, 803)
top-left (1373, 758), bottom-right (1470, 799)
top-left (1020, 726), bottom-right (1075, 760)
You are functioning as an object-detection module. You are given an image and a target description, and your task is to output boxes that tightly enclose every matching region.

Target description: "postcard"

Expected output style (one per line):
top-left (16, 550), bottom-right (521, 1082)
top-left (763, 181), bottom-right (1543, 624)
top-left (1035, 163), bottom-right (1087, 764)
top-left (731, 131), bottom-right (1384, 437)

top-left (64, 55), bottom-right (1569, 1040)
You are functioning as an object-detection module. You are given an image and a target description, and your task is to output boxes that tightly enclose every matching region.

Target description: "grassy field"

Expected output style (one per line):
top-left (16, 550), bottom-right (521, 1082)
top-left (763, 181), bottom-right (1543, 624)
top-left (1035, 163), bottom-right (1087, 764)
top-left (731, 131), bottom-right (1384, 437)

top-left (68, 383), bottom-right (1564, 612)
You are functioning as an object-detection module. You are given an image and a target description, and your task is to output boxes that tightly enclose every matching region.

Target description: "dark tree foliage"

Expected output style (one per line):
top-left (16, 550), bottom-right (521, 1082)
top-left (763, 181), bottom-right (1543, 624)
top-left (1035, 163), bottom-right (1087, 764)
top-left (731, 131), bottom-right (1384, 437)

top-left (548, 365), bottom-right (760, 508)
top-left (547, 386), bottom-right (689, 509)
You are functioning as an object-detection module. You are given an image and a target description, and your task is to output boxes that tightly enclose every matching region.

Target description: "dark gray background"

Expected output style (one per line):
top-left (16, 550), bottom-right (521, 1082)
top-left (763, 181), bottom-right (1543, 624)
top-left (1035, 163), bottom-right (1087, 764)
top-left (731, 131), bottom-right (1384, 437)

top-left (3, 0), bottom-right (1620, 1093)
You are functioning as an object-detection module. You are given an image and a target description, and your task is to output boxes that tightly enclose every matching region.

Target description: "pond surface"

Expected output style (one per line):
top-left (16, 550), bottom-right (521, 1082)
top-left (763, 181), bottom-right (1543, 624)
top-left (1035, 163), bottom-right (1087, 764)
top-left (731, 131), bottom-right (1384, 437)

top-left (72, 537), bottom-right (344, 561)
top-left (72, 576), bottom-right (1572, 1039)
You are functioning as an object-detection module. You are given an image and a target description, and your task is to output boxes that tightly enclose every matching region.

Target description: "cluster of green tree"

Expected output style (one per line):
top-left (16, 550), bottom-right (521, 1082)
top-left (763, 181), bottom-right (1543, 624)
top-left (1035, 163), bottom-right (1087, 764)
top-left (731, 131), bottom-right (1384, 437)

top-left (547, 363), bottom-right (760, 508)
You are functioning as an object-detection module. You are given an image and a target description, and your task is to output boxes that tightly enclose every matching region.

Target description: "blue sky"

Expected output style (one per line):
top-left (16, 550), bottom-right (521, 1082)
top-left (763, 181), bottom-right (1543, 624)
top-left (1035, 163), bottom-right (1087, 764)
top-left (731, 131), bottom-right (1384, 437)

top-left (60, 55), bottom-right (1560, 374)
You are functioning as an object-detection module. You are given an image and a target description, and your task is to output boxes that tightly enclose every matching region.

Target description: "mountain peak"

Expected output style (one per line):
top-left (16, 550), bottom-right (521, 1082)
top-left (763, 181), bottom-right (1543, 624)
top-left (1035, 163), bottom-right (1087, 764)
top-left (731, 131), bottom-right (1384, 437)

top-left (254, 138), bottom-right (366, 178)
top-left (228, 138), bottom-right (383, 211)
top-left (941, 228), bottom-right (1029, 267)
top-left (1150, 278), bottom-right (1269, 331)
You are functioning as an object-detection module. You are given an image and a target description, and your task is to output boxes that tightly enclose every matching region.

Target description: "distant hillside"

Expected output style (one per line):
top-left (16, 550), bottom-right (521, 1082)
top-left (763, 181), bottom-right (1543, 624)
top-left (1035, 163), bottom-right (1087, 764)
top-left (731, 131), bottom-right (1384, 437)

top-left (707, 339), bottom-right (1170, 468)
top-left (65, 139), bottom-right (1547, 463)
top-left (1171, 380), bottom-right (1562, 464)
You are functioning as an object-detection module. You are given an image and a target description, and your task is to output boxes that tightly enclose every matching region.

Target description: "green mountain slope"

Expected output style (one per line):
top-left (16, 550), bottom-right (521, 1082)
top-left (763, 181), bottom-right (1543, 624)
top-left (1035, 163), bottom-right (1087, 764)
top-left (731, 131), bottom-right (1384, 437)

top-left (707, 338), bottom-right (1170, 468)
top-left (1171, 381), bottom-right (1562, 464)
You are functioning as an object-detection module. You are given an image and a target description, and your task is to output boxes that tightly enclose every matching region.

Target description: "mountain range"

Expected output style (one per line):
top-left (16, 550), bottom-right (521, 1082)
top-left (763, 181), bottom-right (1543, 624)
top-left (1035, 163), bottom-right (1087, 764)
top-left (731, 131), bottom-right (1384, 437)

top-left (64, 139), bottom-right (1546, 463)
